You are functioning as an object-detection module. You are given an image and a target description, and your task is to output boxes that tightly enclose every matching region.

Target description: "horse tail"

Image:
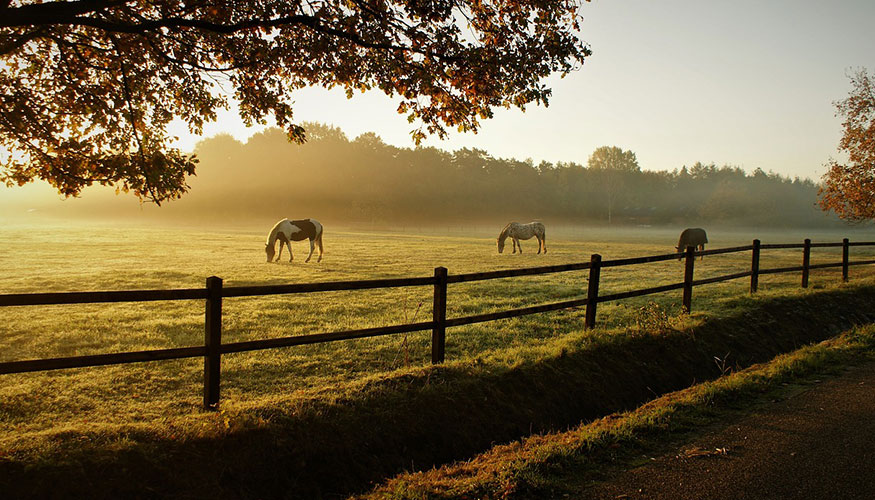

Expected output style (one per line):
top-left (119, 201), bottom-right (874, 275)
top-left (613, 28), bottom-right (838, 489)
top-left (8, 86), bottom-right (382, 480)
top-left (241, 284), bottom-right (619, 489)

top-left (315, 223), bottom-right (324, 259)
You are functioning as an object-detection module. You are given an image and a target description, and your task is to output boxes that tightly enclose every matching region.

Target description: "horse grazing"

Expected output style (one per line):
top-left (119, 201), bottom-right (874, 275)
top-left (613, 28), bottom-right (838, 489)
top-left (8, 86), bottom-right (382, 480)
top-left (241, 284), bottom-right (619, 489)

top-left (676, 227), bottom-right (707, 260)
top-left (265, 218), bottom-right (324, 263)
top-left (498, 222), bottom-right (547, 254)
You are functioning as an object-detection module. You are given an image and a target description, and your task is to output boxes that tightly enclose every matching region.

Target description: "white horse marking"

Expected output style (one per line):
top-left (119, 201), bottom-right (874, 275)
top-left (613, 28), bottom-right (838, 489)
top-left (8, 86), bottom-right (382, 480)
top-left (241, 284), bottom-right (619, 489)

top-left (265, 218), bottom-right (324, 263)
top-left (498, 221), bottom-right (547, 254)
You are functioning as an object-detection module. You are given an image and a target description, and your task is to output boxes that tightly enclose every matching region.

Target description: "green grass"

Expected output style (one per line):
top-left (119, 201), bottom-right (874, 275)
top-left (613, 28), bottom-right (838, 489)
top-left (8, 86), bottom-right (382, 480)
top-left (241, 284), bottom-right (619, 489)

top-left (1, 220), bottom-right (874, 497)
top-left (1, 223), bottom-right (871, 411)
top-left (358, 324), bottom-right (875, 500)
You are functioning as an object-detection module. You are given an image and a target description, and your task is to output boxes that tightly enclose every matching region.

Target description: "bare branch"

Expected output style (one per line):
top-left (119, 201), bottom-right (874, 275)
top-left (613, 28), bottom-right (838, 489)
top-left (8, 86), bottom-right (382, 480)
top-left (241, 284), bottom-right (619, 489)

top-left (1, 0), bottom-right (128, 28)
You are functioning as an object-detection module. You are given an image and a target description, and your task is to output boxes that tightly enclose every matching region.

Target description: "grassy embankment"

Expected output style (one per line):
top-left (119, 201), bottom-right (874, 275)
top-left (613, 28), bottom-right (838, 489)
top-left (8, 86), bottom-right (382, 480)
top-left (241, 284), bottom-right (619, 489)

top-left (360, 320), bottom-right (875, 500)
top-left (1, 221), bottom-right (873, 498)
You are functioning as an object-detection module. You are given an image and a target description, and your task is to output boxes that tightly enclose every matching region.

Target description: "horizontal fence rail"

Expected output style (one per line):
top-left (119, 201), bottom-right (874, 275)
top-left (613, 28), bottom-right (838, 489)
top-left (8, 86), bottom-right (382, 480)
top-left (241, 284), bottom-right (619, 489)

top-left (599, 252), bottom-right (680, 268)
top-left (759, 265), bottom-right (805, 276)
top-left (696, 244), bottom-right (756, 256)
top-left (0, 346), bottom-right (207, 375)
top-left (220, 321), bottom-right (437, 354)
top-left (2, 237), bottom-right (874, 408)
top-left (597, 282), bottom-right (686, 302)
top-left (222, 276), bottom-right (437, 297)
top-left (445, 298), bottom-right (590, 328)
top-left (760, 243), bottom-right (805, 250)
top-left (0, 288), bottom-right (207, 307)
top-left (448, 261), bottom-right (592, 283)
top-left (691, 270), bottom-right (753, 287)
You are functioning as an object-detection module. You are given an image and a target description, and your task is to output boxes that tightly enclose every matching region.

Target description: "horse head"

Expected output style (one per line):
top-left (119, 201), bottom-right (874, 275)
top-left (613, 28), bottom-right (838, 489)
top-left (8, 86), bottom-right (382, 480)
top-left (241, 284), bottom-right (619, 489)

top-left (265, 243), bottom-right (275, 262)
top-left (497, 237), bottom-right (505, 254)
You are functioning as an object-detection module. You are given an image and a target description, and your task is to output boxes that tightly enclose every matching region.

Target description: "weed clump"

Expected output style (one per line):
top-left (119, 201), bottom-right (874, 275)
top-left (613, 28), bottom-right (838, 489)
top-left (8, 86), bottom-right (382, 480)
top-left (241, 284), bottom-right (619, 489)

top-left (632, 302), bottom-right (683, 335)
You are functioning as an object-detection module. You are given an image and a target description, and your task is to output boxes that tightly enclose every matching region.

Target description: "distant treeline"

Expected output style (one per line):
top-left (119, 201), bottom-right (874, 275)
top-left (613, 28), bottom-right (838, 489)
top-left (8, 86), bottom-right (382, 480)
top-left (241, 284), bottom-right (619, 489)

top-left (162, 123), bottom-right (834, 227)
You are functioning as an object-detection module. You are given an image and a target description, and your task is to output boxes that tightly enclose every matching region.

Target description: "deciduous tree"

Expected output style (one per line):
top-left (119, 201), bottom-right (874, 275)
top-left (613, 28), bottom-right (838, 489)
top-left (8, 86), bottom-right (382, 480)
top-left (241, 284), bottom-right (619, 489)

top-left (1, 0), bottom-right (591, 204)
top-left (587, 145), bottom-right (639, 223)
top-left (819, 68), bottom-right (875, 222)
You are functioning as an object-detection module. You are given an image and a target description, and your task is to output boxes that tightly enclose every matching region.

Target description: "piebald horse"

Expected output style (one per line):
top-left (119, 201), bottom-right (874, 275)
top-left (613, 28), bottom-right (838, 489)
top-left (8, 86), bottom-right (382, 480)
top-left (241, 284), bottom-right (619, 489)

top-left (497, 221), bottom-right (547, 254)
top-left (265, 218), bottom-right (324, 263)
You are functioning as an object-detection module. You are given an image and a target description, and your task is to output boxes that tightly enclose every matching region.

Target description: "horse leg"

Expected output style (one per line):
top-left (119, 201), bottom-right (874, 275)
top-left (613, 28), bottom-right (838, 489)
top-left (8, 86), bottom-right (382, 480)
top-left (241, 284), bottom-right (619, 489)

top-left (542, 233), bottom-right (547, 254)
top-left (286, 241), bottom-right (294, 262)
top-left (276, 242), bottom-right (283, 262)
top-left (537, 236), bottom-right (542, 254)
top-left (305, 238), bottom-right (315, 263)
top-left (515, 237), bottom-right (522, 253)
top-left (316, 233), bottom-right (324, 262)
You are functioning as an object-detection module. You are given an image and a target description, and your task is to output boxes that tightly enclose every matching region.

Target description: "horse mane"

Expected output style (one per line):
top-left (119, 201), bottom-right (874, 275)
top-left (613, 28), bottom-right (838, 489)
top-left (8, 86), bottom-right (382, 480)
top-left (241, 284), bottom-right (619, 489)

top-left (498, 222), bottom-right (513, 241)
top-left (266, 218), bottom-right (289, 245)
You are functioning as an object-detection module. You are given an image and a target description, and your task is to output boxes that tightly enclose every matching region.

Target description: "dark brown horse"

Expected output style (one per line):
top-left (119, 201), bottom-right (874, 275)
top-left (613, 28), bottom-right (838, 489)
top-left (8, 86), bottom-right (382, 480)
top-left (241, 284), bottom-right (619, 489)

top-left (676, 227), bottom-right (707, 260)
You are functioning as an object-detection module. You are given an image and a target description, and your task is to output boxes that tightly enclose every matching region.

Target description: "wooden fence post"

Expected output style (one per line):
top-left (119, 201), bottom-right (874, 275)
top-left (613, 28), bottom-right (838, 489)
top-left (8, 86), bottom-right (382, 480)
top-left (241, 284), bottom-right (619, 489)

top-left (802, 238), bottom-right (811, 288)
top-left (204, 276), bottom-right (223, 410)
top-left (843, 238), bottom-right (850, 282)
top-left (584, 254), bottom-right (601, 330)
top-left (682, 246), bottom-right (695, 313)
top-left (750, 239), bottom-right (760, 294)
top-left (431, 266), bottom-right (448, 364)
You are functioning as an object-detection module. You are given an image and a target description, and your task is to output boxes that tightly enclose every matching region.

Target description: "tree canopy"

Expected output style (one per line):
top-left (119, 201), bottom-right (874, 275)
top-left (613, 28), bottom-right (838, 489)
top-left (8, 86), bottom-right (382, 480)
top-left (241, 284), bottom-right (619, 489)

top-left (586, 145), bottom-right (640, 223)
top-left (0, 0), bottom-right (591, 204)
top-left (57, 125), bottom-right (824, 228)
top-left (819, 68), bottom-right (875, 222)
top-left (586, 145), bottom-right (640, 172)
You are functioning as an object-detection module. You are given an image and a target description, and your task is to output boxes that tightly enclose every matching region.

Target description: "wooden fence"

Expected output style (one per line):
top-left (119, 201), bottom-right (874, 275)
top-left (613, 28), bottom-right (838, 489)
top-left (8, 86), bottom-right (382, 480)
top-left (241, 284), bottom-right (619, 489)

top-left (2, 238), bottom-right (875, 409)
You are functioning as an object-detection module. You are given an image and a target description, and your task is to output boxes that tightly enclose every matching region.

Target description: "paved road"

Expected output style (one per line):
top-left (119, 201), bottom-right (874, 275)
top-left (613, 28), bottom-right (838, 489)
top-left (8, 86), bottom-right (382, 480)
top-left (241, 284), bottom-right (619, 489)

top-left (578, 362), bottom-right (875, 500)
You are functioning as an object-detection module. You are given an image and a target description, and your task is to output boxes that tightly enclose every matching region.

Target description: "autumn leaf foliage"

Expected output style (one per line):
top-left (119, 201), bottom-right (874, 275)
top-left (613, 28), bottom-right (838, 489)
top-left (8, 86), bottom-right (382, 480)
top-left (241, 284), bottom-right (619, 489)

top-left (0, 0), bottom-right (591, 204)
top-left (819, 69), bottom-right (875, 222)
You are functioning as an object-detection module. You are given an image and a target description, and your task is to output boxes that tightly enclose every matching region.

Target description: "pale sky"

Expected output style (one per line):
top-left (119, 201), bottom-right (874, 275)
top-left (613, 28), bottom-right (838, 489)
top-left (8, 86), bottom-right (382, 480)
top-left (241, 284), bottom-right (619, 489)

top-left (165, 0), bottom-right (875, 182)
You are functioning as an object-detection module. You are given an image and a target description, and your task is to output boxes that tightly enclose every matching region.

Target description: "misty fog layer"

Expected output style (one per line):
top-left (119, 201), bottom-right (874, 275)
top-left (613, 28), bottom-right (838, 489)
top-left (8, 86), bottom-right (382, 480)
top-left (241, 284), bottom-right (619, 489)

top-left (2, 123), bottom-right (839, 228)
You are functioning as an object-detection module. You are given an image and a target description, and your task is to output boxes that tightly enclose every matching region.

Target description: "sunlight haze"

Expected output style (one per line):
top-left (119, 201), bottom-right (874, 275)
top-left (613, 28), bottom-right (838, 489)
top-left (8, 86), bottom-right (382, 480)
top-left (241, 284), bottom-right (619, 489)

top-left (166, 0), bottom-right (875, 182)
top-left (4, 0), bottom-right (875, 219)
top-left (5, 2), bottom-right (875, 496)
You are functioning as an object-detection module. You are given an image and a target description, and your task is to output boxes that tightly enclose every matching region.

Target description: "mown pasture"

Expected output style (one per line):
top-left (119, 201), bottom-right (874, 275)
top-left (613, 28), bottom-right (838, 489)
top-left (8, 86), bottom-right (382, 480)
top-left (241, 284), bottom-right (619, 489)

top-left (1, 219), bottom-right (873, 459)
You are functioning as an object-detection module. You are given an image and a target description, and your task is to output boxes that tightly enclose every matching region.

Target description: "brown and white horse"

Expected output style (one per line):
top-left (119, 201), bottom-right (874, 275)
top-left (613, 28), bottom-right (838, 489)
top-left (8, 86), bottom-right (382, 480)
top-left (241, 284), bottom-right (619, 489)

top-left (498, 221), bottom-right (547, 254)
top-left (265, 218), bottom-right (324, 263)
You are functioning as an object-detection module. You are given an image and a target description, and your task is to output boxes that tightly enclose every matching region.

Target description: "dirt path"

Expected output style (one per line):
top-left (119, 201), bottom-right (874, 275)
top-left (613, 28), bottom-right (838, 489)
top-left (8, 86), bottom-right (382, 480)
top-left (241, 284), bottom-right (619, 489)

top-left (577, 362), bottom-right (875, 500)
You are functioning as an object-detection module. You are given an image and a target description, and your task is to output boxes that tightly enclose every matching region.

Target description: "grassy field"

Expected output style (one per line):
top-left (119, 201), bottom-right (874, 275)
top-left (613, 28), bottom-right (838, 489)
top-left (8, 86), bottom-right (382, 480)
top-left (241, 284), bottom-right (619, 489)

top-left (1, 218), bottom-right (874, 472)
